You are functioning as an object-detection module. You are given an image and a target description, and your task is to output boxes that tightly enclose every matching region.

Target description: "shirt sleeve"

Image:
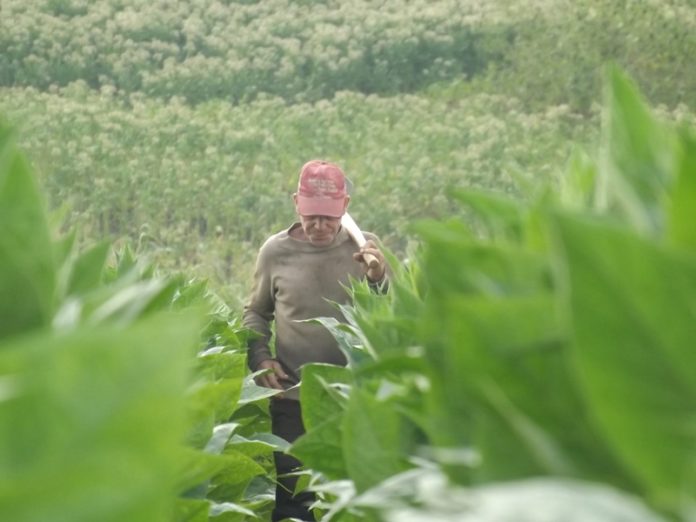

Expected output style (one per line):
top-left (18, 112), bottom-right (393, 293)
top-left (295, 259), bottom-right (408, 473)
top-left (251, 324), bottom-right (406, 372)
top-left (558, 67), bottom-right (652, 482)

top-left (242, 243), bottom-right (275, 371)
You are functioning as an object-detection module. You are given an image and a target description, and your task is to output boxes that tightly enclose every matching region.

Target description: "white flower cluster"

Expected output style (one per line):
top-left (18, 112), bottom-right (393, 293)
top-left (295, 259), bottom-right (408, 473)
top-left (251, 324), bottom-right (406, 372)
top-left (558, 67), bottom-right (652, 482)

top-left (2, 76), bottom-right (693, 256)
top-left (0, 0), bottom-right (547, 103)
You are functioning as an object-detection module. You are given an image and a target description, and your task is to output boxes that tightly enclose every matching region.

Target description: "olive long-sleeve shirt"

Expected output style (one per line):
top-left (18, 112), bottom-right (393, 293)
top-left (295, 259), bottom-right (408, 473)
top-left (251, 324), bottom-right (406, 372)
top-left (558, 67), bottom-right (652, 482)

top-left (242, 223), bottom-right (381, 400)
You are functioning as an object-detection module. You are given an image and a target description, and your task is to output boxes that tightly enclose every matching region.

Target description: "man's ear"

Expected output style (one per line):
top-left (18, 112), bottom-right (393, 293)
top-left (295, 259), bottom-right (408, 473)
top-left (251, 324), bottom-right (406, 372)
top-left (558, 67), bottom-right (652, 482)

top-left (342, 195), bottom-right (351, 213)
top-left (292, 193), bottom-right (299, 213)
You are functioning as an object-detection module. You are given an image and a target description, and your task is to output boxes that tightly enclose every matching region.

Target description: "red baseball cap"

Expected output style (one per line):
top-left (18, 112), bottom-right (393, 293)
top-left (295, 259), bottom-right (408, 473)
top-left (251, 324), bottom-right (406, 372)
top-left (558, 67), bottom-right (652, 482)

top-left (296, 160), bottom-right (348, 218)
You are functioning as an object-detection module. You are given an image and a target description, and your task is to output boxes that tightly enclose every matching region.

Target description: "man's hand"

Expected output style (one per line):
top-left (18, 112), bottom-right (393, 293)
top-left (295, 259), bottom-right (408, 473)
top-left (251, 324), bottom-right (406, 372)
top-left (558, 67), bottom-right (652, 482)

top-left (255, 359), bottom-right (289, 393)
top-left (353, 239), bottom-right (386, 282)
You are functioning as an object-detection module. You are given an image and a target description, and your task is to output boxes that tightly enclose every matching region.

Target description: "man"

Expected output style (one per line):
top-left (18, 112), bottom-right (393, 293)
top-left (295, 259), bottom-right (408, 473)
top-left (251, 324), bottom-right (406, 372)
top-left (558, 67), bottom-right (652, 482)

top-left (242, 160), bottom-right (387, 522)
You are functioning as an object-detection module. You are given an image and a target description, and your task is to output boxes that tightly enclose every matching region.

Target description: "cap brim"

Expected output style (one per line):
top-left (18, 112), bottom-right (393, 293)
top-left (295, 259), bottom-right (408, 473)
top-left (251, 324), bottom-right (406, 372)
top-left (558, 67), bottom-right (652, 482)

top-left (296, 195), bottom-right (346, 218)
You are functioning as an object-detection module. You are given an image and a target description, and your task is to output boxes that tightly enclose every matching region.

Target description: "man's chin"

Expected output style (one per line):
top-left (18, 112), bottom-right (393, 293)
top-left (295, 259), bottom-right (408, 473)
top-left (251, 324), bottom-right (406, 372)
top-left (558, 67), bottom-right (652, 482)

top-left (309, 236), bottom-right (333, 246)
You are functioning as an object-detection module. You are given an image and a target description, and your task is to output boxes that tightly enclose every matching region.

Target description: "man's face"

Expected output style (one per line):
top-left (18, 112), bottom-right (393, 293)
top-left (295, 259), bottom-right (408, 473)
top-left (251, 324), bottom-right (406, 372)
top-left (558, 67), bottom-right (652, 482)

top-left (298, 214), bottom-right (343, 246)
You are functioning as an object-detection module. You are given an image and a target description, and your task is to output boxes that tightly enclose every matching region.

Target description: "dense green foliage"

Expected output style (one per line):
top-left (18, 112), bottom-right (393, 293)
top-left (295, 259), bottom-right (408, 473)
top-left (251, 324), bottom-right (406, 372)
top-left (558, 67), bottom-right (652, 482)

top-left (2, 0), bottom-right (694, 110)
top-left (1, 1), bottom-right (696, 520)
top-left (0, 126), bottom-right (284, 521)
top-left (4, 66), bottom-right (694, 522)
top-left (291, 68), bottom-right (696, 521)
top-left (483, 0), bottom-right (696, 112)
top-left (1, 0), bottom-right (506, 103)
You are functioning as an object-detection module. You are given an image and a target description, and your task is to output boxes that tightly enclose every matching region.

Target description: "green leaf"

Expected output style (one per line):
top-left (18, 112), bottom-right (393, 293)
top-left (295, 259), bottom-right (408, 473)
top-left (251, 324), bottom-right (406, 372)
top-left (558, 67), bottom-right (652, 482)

top-left (417, 261), bottom-right (626, 485)
top-left (205, 423), bottom-right (239, 455)
top-left (172, 498), bottom-right (210, 522)
top-left (465, 480), bottom-right (665, 522)
top-left (176, 447), bottom-right (232, 494)
top-left (597, 66), bottom-right (676, 235)
top-left (173, 498), bottom-right (210, 522)
top-left (172, 279), bottom-right (210, 310)
top-left (53, 231), bottom-right (76, 272)
top-left (209, 501), bottom-right (257, 521)
top-left (113, 244), bottom-right (137, 279)
top-left (66, 241), bottom-right (111, 296)
top-left (210, 448), bottom-right (266, 488)
top-left (478, 379), bottom-right (575, 476)
top-left (238, 373), bottom-right (284, 405)
top-left (291, 415), bottom-right (347, 480)
top-left (306, 316), bottom-right (374, 367)
top-left (358, 471), bottom-right (666, 522)
top-left (186, 378), bottom-right (244, 448)
top-left (417, 227), bottom-right (549, 298)
top-left (451, 188), bottom-right (526, 240)
top-left (299, 363), bottom-right (352, 431)
top-left (554, 213), bottom-right (696, 509)
top-left (177, 447), bottom-right (263, 494)
top-left (667, 130), bottom-right (696, 250)
top-left (417, 295), bottom-right (569, 480)
top-left (560, 147), bottom-right (597, 211)
top-left (342, 388), bottom-right (410, 492)
top-left (0, 126), bottom-right (55, 340)
top-left (228, 432), bottom-right (290, 458)
top-left (353, 352), bottom-right (428, 380)
top-left (196, 351), bottom-right (246, 382)
top-left (0, 312), bottom-right (200, 522)
top-left (87, 278), bottom-right (174, 324)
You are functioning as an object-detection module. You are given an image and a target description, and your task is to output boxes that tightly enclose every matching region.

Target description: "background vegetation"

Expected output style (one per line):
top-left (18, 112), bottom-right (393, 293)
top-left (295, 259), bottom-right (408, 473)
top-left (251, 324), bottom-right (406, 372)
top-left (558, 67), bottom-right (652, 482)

top-left (1, 1), bottom-right (696, 520)
top-left (2, 0), bottom-right (694, 305)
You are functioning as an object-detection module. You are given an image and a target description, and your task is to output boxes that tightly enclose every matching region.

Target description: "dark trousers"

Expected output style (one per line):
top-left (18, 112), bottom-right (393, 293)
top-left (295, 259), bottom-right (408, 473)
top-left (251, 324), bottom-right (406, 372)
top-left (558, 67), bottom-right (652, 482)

top-left (269, 398), bottom-right (316, 522)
